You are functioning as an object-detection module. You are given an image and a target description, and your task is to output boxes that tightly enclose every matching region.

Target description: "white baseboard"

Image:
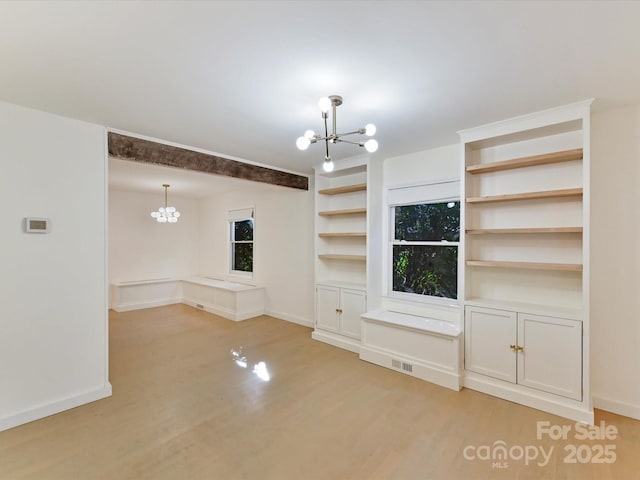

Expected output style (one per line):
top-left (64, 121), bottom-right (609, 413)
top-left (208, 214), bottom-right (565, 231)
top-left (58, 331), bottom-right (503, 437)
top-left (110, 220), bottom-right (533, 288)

top-left (593, 394), bottom-right (640, 420)
top-left (464, 373), bottom-right (594, 424)
top-left (360, 346), bottom-right (462, 391)
top-left (112, 298), bottom-right (181, 312)
top-left (182, 299), bottom-right (263, 322)
top-left (0, 383), bottom-right (112, 432)
top-left (265, 310), bottom-right (313, 328)
top-left (311, 329), bottom-right (360, 354)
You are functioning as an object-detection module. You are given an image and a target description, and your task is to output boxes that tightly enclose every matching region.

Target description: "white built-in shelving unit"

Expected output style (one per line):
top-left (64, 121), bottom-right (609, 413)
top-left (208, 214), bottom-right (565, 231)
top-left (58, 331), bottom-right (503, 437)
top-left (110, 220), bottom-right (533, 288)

top-left (459, 100), bottom-right (593, 423)
top-left (312, 160), bottom-right (368, 353)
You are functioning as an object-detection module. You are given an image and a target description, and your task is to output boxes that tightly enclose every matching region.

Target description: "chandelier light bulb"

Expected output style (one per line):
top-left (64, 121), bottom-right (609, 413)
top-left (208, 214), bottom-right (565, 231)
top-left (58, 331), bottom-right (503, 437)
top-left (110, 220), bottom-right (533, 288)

top-left (304, 129), bottom-right (315, 140)
top-left (318, 96), bottom-right (332, 113)
top-left (296, 136), bottom-right (311, 150)
top-left (365, 123), bottom-right (376, 136)
top-left (323, 159), bottom-right (334, 172)
top-left (364, 139), bottom-right (379, 153)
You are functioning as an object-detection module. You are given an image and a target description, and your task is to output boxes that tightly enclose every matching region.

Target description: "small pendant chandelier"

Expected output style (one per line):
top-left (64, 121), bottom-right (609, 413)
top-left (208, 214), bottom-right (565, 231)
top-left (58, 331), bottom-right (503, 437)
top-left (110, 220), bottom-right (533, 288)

top-left (296, 95), bottom-right (378, 172)
top-left (151, 184), bottom-right (180, 223)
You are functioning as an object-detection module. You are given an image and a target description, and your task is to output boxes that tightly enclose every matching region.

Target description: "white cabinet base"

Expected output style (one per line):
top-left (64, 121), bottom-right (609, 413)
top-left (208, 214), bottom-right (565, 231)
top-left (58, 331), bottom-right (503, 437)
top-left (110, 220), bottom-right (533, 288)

top-left (361, 347), bottom-right (462, 391)
top-left (313, 283), bottom-right (366, 352)
top-left (464, 305), bottom-right (588, 422)
top-left (463, 371), bottom-right (594, 424)
top-left (360, 311), bottom-right (462, 391)
top-left (311, 329), bottom-right (360, 354)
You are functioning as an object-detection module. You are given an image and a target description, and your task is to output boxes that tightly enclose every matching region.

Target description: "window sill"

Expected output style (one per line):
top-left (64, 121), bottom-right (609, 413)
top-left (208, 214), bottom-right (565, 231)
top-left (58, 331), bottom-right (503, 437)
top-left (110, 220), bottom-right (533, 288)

top-left (229, 271), bottom-right (254, 280)
top-left (385, 291), bottom-right (460, 309)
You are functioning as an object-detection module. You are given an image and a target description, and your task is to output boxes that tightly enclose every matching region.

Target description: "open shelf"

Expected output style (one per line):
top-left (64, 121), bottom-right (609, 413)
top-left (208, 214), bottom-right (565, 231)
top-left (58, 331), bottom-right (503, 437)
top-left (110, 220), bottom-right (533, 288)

top-left (318, 254), bottom-right (366, 262)
top-left (318, 207), bottom-right (367, 217)
top-left (318, 183), bottom-right (367, 195)
top-left (318, 232), bottom-right (366, 238)
top-left (467, 188), bottom-right (583, 204)
top-left (466, 148), bottom-right (583, 174)
top-left (466, 227), bottom-right (583, 235)
top-left (466, 260), bottom-right (582, 272)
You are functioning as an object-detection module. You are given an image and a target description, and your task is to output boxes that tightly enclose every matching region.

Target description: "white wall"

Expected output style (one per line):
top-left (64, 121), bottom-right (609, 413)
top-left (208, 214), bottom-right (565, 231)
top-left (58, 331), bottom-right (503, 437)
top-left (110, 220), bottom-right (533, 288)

top-left (590, 104), bottom-right (640, 419)
top-left (384, 144), bottom-right (460, 186)
top-left (109, 189), bottom-right (200, 284)
top-left (376, 144), bottom-right (462, 323)
top-left (199, 183), bottom-right (315, 326)
top-left (0, 101), bottom-right (111, 431)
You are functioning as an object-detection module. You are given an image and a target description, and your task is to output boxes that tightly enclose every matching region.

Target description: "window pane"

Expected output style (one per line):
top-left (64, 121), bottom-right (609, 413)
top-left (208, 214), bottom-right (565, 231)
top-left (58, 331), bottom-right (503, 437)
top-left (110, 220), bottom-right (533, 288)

top-left (234, 219), bottom-right (253, 241)
top-left (233, 243), bottom-right (253, 272)
top-left (393, 245), bottom-right (457, 298)
top-left (394, 202), bottom-right (460, 242)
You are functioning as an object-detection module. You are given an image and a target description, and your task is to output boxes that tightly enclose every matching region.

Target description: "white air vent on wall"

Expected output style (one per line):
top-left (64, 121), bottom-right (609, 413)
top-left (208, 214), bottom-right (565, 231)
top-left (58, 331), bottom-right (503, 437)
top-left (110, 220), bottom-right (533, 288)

top-left (391, 358), bottom-right (413, 373)
top-left (24, 218), bottom-right (50, 233)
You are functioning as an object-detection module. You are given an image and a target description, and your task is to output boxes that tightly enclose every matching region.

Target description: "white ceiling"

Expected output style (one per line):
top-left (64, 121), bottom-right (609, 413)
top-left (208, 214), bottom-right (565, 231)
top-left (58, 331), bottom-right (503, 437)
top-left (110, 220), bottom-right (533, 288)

top-left (2, 1), bottom-right (640, 195)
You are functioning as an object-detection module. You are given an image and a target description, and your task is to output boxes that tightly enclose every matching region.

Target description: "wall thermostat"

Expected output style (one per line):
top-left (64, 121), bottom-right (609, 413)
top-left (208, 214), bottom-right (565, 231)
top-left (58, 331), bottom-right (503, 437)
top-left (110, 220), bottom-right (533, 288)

top-left (24, 217), bottom-right (50, 233)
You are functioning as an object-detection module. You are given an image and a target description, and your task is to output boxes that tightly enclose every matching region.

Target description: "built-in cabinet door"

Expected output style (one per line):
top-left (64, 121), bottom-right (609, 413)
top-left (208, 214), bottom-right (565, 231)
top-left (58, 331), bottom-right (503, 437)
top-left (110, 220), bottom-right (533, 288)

top-left (339, 288), bottom-right (366, 339)
top-left (517, 313), bottom-right (582, 400)
top-left (316, 285), bottom-right (340, 332)
top-left (465, 306), bottom-right (517, 383)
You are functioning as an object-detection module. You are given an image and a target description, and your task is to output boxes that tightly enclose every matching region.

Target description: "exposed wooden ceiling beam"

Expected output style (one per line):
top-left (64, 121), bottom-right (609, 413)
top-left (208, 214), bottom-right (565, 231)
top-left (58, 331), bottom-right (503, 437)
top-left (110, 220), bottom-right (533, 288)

top-left (108, 132), bottom-right (308, 191)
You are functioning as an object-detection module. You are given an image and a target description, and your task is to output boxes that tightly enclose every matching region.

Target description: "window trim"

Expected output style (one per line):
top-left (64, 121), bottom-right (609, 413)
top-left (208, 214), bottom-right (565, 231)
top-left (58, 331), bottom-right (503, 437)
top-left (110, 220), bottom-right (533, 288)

top-left (386, 179), bottom-right (461, 305)
top-left (229, 208), bottom-right (255, 277)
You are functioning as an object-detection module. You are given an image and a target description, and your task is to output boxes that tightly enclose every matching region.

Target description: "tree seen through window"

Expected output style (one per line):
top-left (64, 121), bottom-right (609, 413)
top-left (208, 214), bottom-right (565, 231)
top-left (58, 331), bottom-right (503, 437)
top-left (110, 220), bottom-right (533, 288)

top-left (392, 202), bottom-right (460, 299)
top-left (231, 218), bottom-right (253, 273)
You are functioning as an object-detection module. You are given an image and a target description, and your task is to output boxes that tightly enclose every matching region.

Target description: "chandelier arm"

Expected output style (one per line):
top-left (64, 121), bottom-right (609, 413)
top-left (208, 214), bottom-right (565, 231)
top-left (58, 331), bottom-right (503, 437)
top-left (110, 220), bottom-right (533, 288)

top-left (334, 129), bottom-right (367, 137)
top-left (334, 138), bottom-right (364, 146)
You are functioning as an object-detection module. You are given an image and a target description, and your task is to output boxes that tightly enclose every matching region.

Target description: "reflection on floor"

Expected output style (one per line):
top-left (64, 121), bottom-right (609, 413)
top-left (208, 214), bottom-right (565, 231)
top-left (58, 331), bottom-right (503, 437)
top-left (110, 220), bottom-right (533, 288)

top-left (231, 346), bottom-right (270, 382)
top-left (1, 303), bottom-right (639, 479)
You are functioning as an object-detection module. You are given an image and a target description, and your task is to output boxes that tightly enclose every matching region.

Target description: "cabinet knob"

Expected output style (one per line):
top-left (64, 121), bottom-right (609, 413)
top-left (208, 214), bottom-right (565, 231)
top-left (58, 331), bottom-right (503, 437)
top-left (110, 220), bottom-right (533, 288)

top-left (516, 345), bottom-right (524, 352)
top-left (336, 308), bottom-right (343, 313)
top-left (510, 344), bottom-right (517, 351)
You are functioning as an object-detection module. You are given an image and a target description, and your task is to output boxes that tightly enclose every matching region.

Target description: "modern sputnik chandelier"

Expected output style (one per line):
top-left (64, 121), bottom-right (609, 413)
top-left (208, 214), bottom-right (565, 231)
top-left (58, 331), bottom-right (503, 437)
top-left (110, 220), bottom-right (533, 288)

top-left (150, 184), bottom-right (180, 223)
top-left (296, 95), bottom-right (378, 172)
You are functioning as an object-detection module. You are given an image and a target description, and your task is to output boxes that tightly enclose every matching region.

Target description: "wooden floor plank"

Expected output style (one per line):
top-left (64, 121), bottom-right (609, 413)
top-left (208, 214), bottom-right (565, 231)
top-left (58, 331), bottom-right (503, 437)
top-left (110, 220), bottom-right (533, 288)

top-left (0, 304), bottom-right (638, 479)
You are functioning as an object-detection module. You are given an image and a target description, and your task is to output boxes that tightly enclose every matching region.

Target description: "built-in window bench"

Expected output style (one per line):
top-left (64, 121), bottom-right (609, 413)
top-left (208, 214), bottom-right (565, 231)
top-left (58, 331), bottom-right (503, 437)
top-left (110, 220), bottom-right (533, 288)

top-left (110, 277), bottom-right (265, 321)
top-left (110, 278), bottom-right (182, 312)
top-left (360, 310), bottom-right (462, 391)
top-left (181, 277), bottom-right (264, 321)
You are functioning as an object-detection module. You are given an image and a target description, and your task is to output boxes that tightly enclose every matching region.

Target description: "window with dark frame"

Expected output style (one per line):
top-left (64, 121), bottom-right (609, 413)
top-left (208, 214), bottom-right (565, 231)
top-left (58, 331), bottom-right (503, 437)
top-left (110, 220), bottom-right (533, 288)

top-left (391, 201), bottom-right (460, 300)
top-left (230, 218), bottom-right (253, 273)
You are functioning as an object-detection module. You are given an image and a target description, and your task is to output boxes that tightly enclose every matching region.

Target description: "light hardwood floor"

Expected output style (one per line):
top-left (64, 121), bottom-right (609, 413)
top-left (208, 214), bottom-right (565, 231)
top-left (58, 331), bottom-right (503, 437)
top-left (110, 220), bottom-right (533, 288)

top-left (1, 304), bottom-right (639, 479)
